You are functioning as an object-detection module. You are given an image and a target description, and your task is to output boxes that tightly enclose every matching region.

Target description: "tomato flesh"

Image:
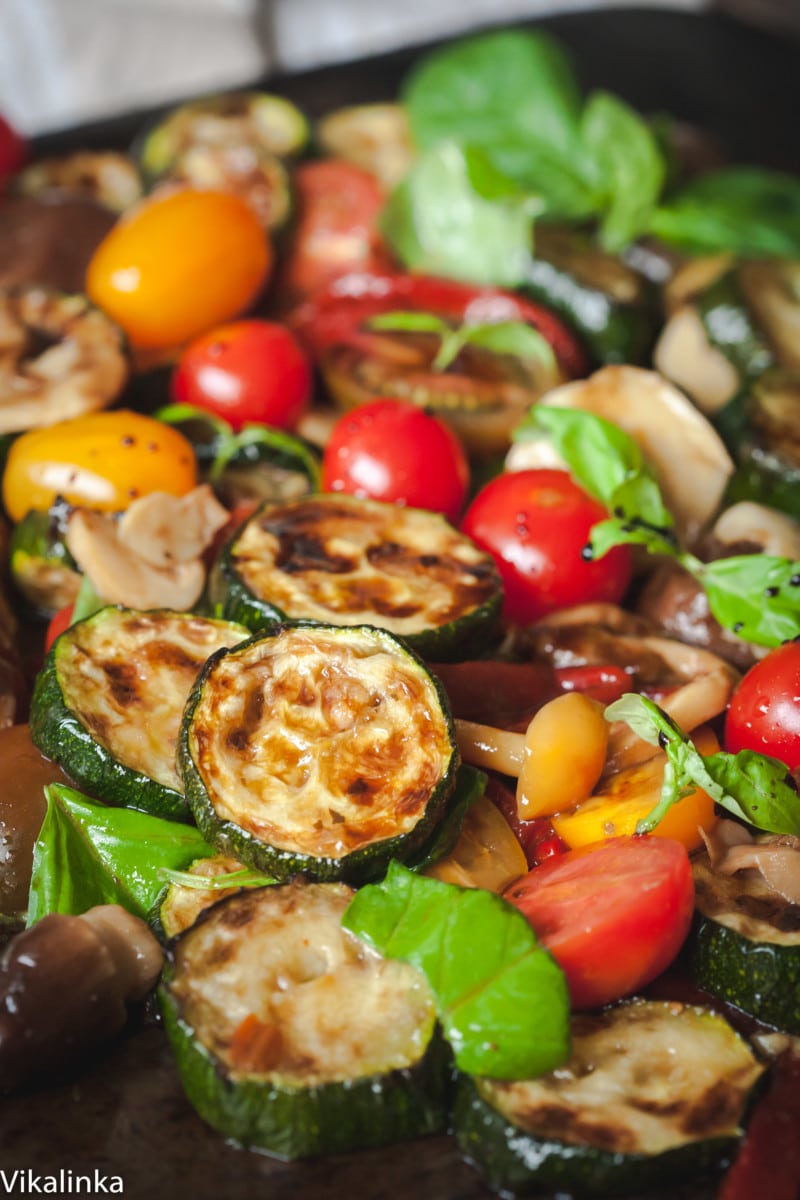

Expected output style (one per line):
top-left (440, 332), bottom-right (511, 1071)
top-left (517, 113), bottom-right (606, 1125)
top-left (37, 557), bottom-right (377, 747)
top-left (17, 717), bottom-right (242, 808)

top-left (321, 398), bottom-right (470, 522)
top-left (504, 835), bottom-right (694, 1009)
top-left (172, 319), bottom-right (312, 432)
top-left (724, 641), bottom-right (800, 770)
top-left (461, 469), bottom-right (633, 624)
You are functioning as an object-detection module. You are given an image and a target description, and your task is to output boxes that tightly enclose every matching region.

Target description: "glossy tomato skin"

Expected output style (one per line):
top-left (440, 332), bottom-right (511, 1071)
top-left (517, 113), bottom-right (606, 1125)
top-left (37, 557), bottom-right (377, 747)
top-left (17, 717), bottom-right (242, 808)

top-left (725, 641), bottom-right (800, 770)
top-left (2, 410), bottom-right (197, 521)
top-left (86, 188), bottom-right (271, 350)
top-left (171, 320), bottom-right (312, 432)
top-left (461, 469), bottom-right (632, 623)
top-left (504, 835), bottom-right (694, 1009)
top-left (0, 114), bottom-right (26, 184)
top-left (321, 398), bottom-right (470, 522)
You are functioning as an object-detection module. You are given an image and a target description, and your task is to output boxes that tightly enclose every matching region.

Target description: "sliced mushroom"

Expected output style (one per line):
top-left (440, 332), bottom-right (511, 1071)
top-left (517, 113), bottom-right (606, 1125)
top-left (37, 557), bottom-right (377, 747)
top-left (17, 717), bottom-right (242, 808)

top-left (0, 904), bottom-right (163, 1091)
top-left (709, 501), bottom-right (800, 560)
top-left (506, 366), bottom-right (734, 544)
top-left (662, 254), bottom-right (733, 317)
top-left (700, 821), bottom-right (800, 905)
top-left (739, 259), bottom-right (800, 372)
top-left (117, 485), bottom-right (229, 568)
top-left (0, 289), bottom-right (128, 434)
top-left (653, 306), bottom-right (741, 415)
top-left (67, 509), bottom-right (207, 611)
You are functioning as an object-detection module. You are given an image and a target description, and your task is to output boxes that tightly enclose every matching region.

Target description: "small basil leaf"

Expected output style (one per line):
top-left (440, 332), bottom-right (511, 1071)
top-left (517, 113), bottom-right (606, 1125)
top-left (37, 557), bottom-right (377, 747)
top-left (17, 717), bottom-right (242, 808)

top-left (464, 321), bottom-right (557, 370)
top-left (342, 860), bottom-right (570, 1080)
top-left (581, 91), bottom-right (666, 252)
top-left (697, 555), bottom-right (800, 648)
top-left (369, 311), bottom-right (450, 335)
top-left (605, 694), bottom-right (800, 837)
top-left (702, 751), bottom-right (800, 836)
top-left (382, 142), bottom-right (541, 288)
top-left (27, 784), bottom-right (215, 926)
top-left (649, 168), bottom-right (800, 257)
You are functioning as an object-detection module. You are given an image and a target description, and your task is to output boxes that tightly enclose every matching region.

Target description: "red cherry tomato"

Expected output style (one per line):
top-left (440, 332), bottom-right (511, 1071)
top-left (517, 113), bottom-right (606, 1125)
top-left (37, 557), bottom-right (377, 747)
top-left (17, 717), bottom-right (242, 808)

top-left (504, 835), bottom-right (694, 1009)
top-left (461, 469), bottom-right (632, 624)
top-left (44, 603), bottom-right (75, 653)
top-left (172, 320), bottom-right (312, 432)
top-left (321, 398), bottom-right (470, 522)
top-left (724, 641), bottom-right (800, 770)
top-left (273, 161), bottom-right (392, 310)
top-left (0, 114), bottom-right (27, 184)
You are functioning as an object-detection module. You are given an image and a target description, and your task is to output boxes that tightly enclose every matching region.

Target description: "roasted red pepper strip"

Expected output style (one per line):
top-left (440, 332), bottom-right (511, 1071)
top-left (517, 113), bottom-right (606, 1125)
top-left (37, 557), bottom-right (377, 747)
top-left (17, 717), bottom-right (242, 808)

top-left (718, 1050), bottom-right (800, 1200)
top-left (553, 664), bottom-right (630, 705)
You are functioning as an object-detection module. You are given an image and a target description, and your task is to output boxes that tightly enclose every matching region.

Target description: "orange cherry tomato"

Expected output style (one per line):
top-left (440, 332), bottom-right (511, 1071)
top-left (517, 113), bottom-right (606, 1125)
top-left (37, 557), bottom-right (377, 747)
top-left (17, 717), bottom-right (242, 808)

top-left (2, 410), bottom-right (197, 521)
top-left (86, 188), bottom-right (272, 350)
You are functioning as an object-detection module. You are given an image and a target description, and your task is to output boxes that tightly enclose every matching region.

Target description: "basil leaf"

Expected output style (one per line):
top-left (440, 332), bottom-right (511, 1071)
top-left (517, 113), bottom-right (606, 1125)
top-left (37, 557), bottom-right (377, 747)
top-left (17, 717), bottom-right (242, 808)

top-left (342, 860), bottom-right (570, 1080)
top-left (403, 30), bottom-right (594, 217)
top-left (369, 312), bottom-right (449, 335)
top-left (517, 407), bottom-right (674, 529)
top-left (605, 694), bottom-right (800, 836)
top-left (702, 751), bottom-right (800, 835)
top-left (382, 142), bottom-right (541, 288)
top-left (649, 168), bottom-right (800, 257)
top-left (589, 517), bottom-right (679, 562)
top-left (464, 322), bottom-right (557, 370)
top-left (581, 92), bottom-right (666, 252)
top-left (696, 555), bottom-right (800, 649)
top-left (27, 784), bottom-right (215, 926)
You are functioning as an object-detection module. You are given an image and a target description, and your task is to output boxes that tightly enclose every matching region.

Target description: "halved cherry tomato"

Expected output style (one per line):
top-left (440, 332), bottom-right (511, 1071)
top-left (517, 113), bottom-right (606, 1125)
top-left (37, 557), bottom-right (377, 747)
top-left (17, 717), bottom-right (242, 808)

top-left (504, 835), bottom-right (694, 1009)
top-left (321, 398), bottom-right (470, 521)
top-left (86, 188), bottom-right (271, 350)
top-left (171, 319), bottom-right (311, 432)
top-left (724, 641), bottom-right (800, 770)
top-left (2, 410), bottom-right (197, 521)
top-left (44, 603), bottom-right (75, 653)
top-left (0, 114), bottom-right (26, 184)
top-left (461, 469), bottom-right (633, 624)
top-left (272, 160), bottom-right (391, 310)
top-left (290, 271), bottom-right (585, 459)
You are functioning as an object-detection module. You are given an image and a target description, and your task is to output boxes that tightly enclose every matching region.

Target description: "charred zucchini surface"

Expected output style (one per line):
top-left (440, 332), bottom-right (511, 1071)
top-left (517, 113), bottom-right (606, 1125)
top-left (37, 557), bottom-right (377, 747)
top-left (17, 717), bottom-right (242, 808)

top-left (180, 622), bottom-right (458, 881)
top-left (31, 607), bottom-right (248, 818)
top-left (160, 881), bottom-right (449, 1159)
top-left (454, 999), bottom-right (765, 1197)
top-left (217, 493), bottom-right (502, 660)
top-left (691, 855), bottom-right (800, 1033)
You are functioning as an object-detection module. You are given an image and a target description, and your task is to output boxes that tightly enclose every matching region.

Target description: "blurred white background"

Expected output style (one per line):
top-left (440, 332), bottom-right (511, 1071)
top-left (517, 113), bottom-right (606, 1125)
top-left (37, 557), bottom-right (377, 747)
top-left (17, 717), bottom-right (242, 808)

top-left (1, 0), bottom-right (713, 135)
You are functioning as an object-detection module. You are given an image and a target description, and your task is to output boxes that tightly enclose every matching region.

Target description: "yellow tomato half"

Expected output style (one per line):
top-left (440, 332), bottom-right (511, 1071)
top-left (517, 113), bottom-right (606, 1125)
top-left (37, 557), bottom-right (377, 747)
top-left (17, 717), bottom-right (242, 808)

top-left (86, 188), bottom-right (272, 350)
top-left (3, 410), bottom-right (198, 521)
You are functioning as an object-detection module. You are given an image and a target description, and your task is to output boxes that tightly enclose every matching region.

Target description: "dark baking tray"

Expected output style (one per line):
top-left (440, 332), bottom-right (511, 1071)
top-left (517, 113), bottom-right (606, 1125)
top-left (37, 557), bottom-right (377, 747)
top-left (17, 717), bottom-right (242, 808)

top-left (4, 8), bottom-right (799, 1200)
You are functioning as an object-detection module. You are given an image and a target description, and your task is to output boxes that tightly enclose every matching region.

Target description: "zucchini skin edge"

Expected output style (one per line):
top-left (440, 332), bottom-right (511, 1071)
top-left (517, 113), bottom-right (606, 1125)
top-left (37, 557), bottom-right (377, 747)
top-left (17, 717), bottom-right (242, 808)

top-left (690, 913), bottom-right (800, 1036)
top-left (179, 624), bottom-right (461, 884)
top-left (30, 642), bottom-right (190, 821)
top-left (452, 1073), bottom-right (738, 1199)
top-left (159, 963), bottom-right (452, 1161)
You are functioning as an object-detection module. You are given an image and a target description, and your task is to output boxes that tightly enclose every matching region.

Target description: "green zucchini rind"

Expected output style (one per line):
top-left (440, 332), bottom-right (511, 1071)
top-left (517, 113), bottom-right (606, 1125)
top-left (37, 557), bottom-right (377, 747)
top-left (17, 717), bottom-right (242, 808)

top-left (454, 999), bottom-right (765, 1198)
top-left (691, 854), bottom-right (800, 1034)
top-left (179, 621), bottom-right (459, 883)
top-left (9, 505), bottom-right (80, 617)
top-left (215, 493), bottom-right (503, 662)
top-left (159, 881), bottom-right (451, 1160)
top-left (30, 607), bottom-right (249, 820)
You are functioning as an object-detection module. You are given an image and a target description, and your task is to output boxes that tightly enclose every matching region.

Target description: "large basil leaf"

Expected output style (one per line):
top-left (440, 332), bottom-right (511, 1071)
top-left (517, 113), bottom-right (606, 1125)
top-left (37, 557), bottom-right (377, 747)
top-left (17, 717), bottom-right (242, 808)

top-left (343, 860), bottom-right (570, 1080)
top-left (381, 142), bottom-right (541, 287)
top-left (649, 168), bottom-right (800, 256)
top-left (27, 784), bottom-right (215, 925)
top-left (403, 29), bottom-right (595, 217)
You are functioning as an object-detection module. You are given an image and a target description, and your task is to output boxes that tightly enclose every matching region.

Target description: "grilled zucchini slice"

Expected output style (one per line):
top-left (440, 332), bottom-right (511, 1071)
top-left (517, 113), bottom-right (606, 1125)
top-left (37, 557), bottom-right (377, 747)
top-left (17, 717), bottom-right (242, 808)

top-left (160, 880), bottom-right (449, 1160)
top-left (180, 621), bottom-right (459, 882)
top-left (454, 999), bottom-right (765, 1198)
top-left (215, 493), bottom-right (502, 660)
top-left (30, 607), bottom-right (249, 819)
top-left (691, 853), bottom-right (800, 1034)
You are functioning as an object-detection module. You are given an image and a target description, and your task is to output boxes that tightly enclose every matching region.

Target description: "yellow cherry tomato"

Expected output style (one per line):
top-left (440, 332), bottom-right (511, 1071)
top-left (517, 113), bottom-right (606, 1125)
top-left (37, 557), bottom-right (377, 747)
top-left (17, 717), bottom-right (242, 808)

top-left (86, 188), bottom-right (272, 350)
top-left (3, 410), bottom-right (197, 521)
